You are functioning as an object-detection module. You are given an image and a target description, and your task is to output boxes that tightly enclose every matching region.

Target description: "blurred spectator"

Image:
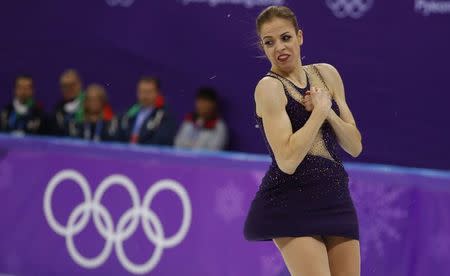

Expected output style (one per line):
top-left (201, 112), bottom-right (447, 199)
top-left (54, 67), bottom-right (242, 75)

top-left (0, 74), bottom-right (46, 135)
top-left (68, 84), bottom-right (118, 141)
top-left (119, 76), bottom-right (176, 145)
top-left (50, 69), bottom-right (85, 135)
top-left (174, 87), bottom-right (228, 150)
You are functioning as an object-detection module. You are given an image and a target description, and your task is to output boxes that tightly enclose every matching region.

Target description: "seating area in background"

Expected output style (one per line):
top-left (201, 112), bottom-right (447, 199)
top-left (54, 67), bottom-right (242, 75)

top-left (0, 69), bottom-right (229, 151)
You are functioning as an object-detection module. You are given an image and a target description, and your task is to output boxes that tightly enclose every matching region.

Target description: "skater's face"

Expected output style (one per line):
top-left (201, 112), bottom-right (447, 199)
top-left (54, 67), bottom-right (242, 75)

top-left (259, 18), bottom-right (303, 73)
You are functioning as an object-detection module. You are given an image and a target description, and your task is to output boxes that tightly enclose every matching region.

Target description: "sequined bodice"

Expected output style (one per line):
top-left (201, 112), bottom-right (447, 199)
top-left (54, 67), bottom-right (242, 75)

top-left (255, 67), bottom-right (342, 170)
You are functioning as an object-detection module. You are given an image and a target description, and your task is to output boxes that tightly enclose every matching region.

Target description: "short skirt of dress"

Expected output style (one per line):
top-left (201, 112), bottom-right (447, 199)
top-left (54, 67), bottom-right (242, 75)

top-left (243, 155), bottom-right (359, 241)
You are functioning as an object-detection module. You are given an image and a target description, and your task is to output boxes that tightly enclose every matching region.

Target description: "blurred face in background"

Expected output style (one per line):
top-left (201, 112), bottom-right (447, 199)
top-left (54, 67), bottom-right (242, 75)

top-left (84, 85), bottom-right (106, 116)
top-left (137, 80), bottom-right (159, 107)
top-left (195, 98), bottom-right (216, 119)
top-left (60, 71), bottom-right (82, 101)
top-left (15, 77), bottom-right (34, 103)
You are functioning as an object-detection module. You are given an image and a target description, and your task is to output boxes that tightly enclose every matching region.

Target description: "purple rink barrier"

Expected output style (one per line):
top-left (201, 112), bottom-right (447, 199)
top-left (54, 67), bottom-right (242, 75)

top-left (0, 134), bottom-right (449, 276)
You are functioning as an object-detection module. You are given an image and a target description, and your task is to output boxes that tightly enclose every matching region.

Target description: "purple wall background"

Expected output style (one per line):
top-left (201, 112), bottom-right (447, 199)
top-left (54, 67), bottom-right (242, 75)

top-left (1, 135), bottom-right (450, 276)
top-left (0, 0), bottom-right (449, 169)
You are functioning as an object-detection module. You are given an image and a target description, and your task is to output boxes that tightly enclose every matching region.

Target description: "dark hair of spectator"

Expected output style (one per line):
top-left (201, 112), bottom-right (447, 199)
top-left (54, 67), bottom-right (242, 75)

top-left (139, 76), bottom-right (161, 90)
top-left (15, 74), bottom-right (34, 87)
top-left (196, 87), bottom-right (218, 103)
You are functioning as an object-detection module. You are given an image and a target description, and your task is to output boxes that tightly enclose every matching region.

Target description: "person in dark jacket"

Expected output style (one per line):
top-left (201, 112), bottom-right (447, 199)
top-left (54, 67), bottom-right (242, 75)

top-left (119, 76), bottom-right (176, 145)
top-left (0, 74), bottom-right (46, 135)
top-left (50, 69), bottom-right (85, 136)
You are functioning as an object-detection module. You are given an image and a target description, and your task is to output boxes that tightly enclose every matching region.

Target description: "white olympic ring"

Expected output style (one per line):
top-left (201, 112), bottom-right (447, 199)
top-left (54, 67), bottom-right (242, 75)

top-left (326, 0), bottom-right (374, 19)
top-left (43, 169), bottom-right (192, 275)
top-left (105, 0), bottom-right (136, 7)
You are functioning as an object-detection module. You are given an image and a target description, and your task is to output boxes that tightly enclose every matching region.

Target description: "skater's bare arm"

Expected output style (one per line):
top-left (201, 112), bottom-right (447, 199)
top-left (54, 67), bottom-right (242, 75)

top-left (255, 77), bottom-right (330, 174)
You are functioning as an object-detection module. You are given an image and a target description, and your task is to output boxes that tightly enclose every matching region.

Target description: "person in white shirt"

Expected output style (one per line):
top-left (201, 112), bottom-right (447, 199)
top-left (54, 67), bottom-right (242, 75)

top-left (175, 87), bottom-right (228, 150)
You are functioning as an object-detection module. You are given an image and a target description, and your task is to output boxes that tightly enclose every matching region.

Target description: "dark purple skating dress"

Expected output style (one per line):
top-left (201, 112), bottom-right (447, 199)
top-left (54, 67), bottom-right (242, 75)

top-left (244, 67), bottom-right (359, 241)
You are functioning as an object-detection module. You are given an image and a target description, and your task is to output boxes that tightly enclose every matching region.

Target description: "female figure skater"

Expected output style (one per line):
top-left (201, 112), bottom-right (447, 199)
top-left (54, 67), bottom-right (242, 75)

top-left (244, 6), bottom-right (362, 276)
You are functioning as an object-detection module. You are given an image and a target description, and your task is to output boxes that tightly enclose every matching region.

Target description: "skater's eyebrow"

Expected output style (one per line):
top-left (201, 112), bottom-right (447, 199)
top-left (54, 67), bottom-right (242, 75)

top-left (262, 32), bottom-right (290, 40)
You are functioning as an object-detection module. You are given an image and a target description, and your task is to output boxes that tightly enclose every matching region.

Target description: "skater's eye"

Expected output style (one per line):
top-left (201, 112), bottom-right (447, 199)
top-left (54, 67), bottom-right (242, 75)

top-left (281, 35), bottom-right (292, 41)
top-left (263, 40), bottom-right (274, 47)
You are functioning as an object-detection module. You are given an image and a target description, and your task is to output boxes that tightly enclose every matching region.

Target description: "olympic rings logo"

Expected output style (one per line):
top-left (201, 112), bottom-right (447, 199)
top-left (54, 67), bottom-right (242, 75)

top-left (325, 0), bottom-right (374, 19)
top-left (105, 0), bottom-right (136, 7)
top-left (43, 170), bottom-right (192, 275)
